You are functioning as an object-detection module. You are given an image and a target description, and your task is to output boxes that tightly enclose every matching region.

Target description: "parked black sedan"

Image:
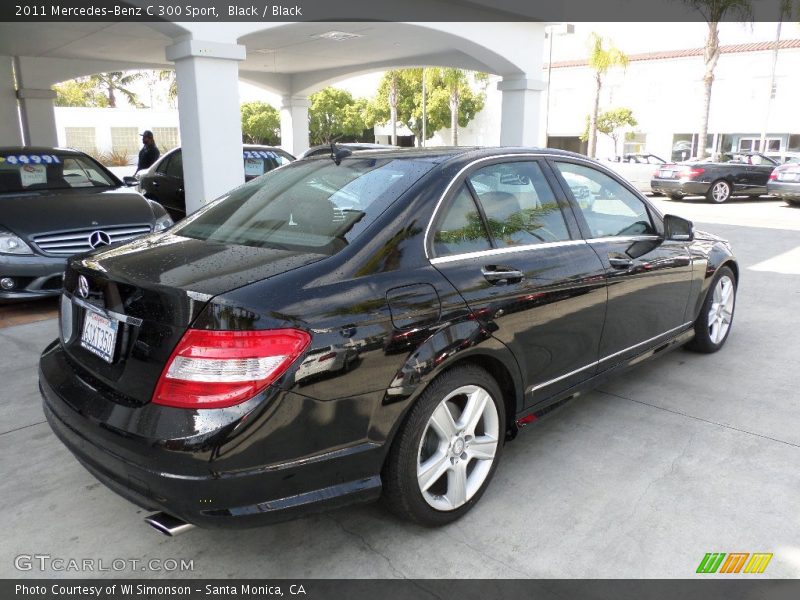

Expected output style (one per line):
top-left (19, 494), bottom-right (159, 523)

top-left (651, 152), bottom-right (779, 203)
top-left (0, 147), bottom-right (172, 302)
top-left (40, 147), bottom-right (738, 534)
top-left (138, 144), bottom-right (294, 220)
top-left (767, 158), bottom-right (800, 206)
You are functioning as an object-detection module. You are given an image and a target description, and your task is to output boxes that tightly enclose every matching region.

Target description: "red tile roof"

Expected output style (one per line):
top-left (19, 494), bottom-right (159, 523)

top-left (547, 39), bottom-right (800, 69)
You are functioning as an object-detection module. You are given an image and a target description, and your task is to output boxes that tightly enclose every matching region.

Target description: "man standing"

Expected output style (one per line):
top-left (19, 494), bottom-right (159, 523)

top-left (136, 130), bottom-right (160, 173)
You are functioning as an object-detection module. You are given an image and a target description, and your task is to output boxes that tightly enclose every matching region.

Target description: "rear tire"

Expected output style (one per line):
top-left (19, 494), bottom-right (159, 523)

top-left (706, 180), bottom-right (732, 203)
top-left (686, 266), bottom-right (736, 353)
top-left (382, 365), bottom-right (505, 527)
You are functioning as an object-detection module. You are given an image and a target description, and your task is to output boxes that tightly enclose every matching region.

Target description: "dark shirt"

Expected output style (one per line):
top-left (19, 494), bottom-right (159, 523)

top-left (137, 143), bottom-right (160, 171)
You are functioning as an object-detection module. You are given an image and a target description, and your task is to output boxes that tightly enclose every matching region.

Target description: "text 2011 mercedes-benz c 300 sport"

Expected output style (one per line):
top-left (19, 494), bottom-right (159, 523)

top-left (39, 148), bottom-right (738, 535)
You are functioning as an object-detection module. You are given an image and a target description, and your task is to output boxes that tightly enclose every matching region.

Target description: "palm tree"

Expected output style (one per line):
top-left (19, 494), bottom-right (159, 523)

top-left (586, 33), bottom-right (628, 159)
top-left (158, 70), bottom-right (178, 108)
top-left (89, 71), bottom-right (142, 108)
top-left (386, 70), bottom-right (400, 146)
top-left (681, 0), bottom-right (753, 160)
top-left (441, 68), bottom-right (468, 146)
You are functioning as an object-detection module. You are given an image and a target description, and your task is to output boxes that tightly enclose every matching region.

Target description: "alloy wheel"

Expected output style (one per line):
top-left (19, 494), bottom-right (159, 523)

top-left (416, 385), bottom-right (500, 511)
top-left (708, 275), bottom-right (735, 344)
top-left (711, 181), bottom-right (731, 203)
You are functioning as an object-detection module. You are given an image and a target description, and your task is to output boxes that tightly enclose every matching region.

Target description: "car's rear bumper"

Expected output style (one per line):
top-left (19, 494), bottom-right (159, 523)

top-left (767, 181), bottom-right (800, 200)
top-left (0, 254), bottom-right (65, 300)
top-left (650, 179), bottom-right (710, 196)
top-left (39, 340), bottom-right (384, 529)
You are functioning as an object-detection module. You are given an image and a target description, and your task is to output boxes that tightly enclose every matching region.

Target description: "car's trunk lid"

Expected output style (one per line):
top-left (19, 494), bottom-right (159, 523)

top-left (60, 232), bottom-right (326, 405)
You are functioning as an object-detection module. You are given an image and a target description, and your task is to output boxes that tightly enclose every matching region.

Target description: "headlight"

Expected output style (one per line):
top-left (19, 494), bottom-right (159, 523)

top-left (0, 229), bottom-right (34, 255)
top-left (153, 214), bottom-right (174, 232)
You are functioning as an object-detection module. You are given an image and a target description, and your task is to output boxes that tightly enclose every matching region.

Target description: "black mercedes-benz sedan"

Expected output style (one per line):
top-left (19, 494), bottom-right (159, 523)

top-left (650, 151), bottom-right (778, 203)
top-left (39, 147), bottom-right (738, 534)
top-left (138, 144), bottom-right (295, 221)
top-left (0, 147), bottom-right (172, 302)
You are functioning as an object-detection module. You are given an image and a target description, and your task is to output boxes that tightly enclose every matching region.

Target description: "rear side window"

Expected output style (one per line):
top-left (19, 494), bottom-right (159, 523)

top-left (555, 162), bottom-right (656, 238)
top-left (467, 162), bottom-right (570, 247)
top-left (175, 157), bottom-right (434, 255)
top-left (243, 149), bottom-right (293, 178)
top-left (433, 185), bottom-right (492, 257)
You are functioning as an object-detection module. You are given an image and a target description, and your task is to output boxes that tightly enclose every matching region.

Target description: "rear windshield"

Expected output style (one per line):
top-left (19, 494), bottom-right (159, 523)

top-left (243, 149), bottom-right (294, 178)
top-left (174, 156), bottom-right (434, 254)
top-left (0, 152), bottom-right (116, 193)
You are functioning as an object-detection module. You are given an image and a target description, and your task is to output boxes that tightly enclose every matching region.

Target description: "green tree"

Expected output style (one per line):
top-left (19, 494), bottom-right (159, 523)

top-left (581, 107), bottom-right (638, 156)
top-left (54, 78), bottom-right (108, 107)
top-left (89, 71), bottom-right (143, 108)
top-left (681, 0), bottom-right (753, 159)
top-left (371, 68), bottom-right (486, 146)
top-left (308, 87), bottom-right (370, 145)
top-left (240, 101), bottom-right (280, 145)
top-left (586, 33), bottom-right (628, 158)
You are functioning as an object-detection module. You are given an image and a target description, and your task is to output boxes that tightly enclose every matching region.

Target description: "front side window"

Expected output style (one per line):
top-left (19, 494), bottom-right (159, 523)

top-left (165, 151), bottom-right (183, 178)
top-left (467, 161), bottom-right (570, 247)
top-left (555, 162), bottom-right (657, 239)
top-left (176, 157), bottom-right (434, 255)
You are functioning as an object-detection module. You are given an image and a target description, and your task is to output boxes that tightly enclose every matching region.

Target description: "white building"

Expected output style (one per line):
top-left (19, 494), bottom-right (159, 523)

top-left (544, 39), bottom-right (800, 161)
top-left (54, 107), bottom-right (180, 160)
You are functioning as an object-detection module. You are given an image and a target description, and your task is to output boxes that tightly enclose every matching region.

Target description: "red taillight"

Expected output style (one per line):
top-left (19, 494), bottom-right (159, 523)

top-left (680, 167), bottom-right (705, 179)
top-left (153, 329), bottom-right (311, 409)
top-left (769, 169), bottom-right (778, 180)
top-left (317, 352), bottom-right (337, 362)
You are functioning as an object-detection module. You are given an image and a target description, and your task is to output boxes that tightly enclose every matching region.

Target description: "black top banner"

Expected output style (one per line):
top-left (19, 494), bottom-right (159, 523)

top-left (0, 0), bottom-right (791, 22)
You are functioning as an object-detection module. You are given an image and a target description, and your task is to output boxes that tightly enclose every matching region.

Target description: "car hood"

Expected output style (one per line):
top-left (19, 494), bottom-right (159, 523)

top-left (0, 187), bottom-right (155, 238)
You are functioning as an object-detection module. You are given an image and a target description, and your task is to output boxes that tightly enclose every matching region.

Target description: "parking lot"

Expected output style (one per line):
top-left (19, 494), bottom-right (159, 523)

top-left (1, 196), bottom-right (799, 579)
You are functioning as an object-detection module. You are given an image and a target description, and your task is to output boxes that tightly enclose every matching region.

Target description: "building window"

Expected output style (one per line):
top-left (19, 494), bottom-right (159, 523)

top-left (152, 127), bottom-right (179, 152)
top-left (739, 137), bottom-right (781, 152)
top-left (110, 127), bottom-right (139, 155)
top-left (623, 133), bottom-right (646, 155)
top-left (64, 127), bottom-right (97, 156)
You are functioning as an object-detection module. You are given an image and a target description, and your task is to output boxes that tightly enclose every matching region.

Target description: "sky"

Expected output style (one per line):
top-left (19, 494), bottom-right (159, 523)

top-left (128, 21), bottom-right (800, 109)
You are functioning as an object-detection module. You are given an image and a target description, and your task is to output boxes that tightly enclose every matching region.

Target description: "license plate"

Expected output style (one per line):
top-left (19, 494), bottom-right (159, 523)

top-left (778, 172), bottom-right (799, 182)
top-left (658, 170), bottom-right (674, 178)
top-left (80, 311), bottom-right (118, 363)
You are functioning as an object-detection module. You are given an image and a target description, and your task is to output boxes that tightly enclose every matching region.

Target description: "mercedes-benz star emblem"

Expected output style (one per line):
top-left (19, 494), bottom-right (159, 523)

top-left (88, 230), bottom-right (112, 249)
top-left (77, 275), bottom-right (89, 299)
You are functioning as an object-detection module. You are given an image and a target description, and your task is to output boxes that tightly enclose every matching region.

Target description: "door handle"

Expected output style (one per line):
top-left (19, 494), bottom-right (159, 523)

top-left (151, 181), bottom-right (159, 187)
top-left (608, 253), bottom-right (633, 269)
top-left (482, 266), bottom-right (524, 285)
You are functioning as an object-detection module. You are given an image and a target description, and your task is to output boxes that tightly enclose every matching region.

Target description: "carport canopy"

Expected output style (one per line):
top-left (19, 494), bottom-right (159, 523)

top-left (0, 10), bottom-right (548, 213)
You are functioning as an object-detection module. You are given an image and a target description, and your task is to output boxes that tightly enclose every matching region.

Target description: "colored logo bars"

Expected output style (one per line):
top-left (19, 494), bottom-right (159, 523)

top-left (696, 552), bottom-right (773, 574)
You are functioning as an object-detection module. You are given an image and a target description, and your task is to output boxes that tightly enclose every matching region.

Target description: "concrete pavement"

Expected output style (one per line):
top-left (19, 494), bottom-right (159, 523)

top-left (1, 198), bottom-right (798, 578)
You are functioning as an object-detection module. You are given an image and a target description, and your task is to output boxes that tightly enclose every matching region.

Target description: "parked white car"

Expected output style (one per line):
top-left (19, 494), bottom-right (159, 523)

top-left (603, 153), bottom-right (667, 195)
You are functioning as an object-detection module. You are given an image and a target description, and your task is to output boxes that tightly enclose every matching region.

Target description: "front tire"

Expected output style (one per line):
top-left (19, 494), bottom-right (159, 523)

top-left (686, 266), bottom-right (736, 353)
top-left (382, 365), bottom-right (505, 526)
top-left (706, 180), bottom-right (732, 203)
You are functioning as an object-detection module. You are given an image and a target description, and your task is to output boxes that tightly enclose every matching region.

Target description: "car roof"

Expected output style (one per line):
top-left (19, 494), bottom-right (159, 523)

top-left (329, 146), bottom-right (592, 165)
top-left (0, 146), bottom-right (87, 156)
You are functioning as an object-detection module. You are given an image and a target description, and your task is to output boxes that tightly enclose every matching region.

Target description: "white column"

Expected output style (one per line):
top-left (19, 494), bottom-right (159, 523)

top-left (0, 56), bottom-right (22, 146)
top-left (166, 39), bottom-right (246, 215)
top-left (498, 77), bottom-right (546, 147)
top-left (280, 95), bottom-right (310, 157)
top-left (17, 87), bottom-right (57, 147)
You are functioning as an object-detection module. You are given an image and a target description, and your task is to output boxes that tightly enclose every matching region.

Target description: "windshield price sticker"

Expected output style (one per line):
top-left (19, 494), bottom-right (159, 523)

top-left (20, 164), bottom-right (47, 187)
top-left (3, 154), bottom-right (60, 165)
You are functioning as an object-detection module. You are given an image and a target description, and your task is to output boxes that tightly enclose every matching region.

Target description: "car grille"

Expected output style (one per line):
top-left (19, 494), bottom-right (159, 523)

top-left (32, 224), bottom-right (152, 256)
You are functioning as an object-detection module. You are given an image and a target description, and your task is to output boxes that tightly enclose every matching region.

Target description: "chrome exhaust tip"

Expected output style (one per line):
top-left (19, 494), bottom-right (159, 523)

top-left (144, 512), bottom-right (196, 537)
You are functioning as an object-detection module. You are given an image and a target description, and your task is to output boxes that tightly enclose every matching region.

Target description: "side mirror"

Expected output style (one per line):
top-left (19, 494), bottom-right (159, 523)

top-left (664, 214), bottom-right (694, 242)
top-left (122, 176), bottom-right (139, 187)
